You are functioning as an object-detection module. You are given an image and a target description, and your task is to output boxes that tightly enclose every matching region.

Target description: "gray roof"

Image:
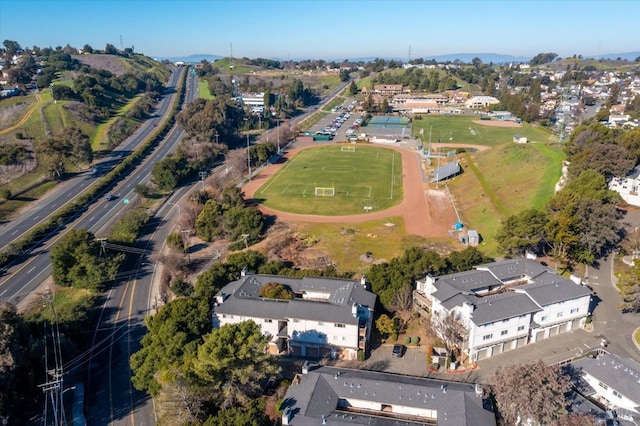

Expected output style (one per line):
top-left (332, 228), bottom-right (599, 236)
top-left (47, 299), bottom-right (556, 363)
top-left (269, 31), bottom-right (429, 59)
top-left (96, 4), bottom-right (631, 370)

top-left (475, 258), bottom-right (549, 282)
top-left (515, 271), bottom-right (592, 306)
top-left (470, 292), bottom-right (541, 326)
top-left (427, 258), bottom-right (591, 322)
top-left (571, 353), bottom-right (640, 406)
top-left (214, 274), bottom-right (376, 325)
top-left (436, 269), bottom-right (502, 296)
top-left (281, 366), bottom-right (496, 425)
top-left (432, 161), bottom-right (461, 182)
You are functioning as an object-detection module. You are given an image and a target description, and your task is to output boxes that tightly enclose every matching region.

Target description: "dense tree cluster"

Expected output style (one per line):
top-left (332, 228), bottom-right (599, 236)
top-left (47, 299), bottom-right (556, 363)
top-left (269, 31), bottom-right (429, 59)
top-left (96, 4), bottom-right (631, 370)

top-left (530, 52), bottom-right (559, 66)
top-left (259, 282), bottom-right (293, 300)
top-left (371, 67), bottom-right (458, 92)
top-left (497, 123), bottom-right (636, 266)
top-left (195, 186), bottom-right (265, 250)
top-left (36, 126), bottom-right (93, 179)
top-left (50, 229), bottom-right (122, 290)
top-left (177, 97), bottom-right (245, 143)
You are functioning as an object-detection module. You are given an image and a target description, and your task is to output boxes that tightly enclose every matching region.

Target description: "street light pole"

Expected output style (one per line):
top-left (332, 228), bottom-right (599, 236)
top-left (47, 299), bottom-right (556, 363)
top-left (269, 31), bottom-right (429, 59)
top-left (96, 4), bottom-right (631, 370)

top-left (214, 132), bottom-right (219, 145)
top-left (247, 134), bottom-right (251, 181)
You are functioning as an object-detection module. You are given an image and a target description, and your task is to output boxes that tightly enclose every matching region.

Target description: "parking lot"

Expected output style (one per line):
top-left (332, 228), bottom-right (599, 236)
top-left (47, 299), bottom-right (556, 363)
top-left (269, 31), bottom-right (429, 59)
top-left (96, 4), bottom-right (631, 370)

top-left (358, 327), bottom-right (608, 383)
top-left (308, 98), bottom-right (362, 142)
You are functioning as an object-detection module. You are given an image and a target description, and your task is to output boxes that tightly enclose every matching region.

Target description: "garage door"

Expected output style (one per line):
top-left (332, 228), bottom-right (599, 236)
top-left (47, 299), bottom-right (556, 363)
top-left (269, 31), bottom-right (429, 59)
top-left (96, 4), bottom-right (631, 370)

top-left (476, 348), bottom-right (491, 361)
top-left (549, 325), bottom-right (559, 337)
top-left (535, 330), bottom-right (546, 342)
top-left (560, 322), bottom-right (571, 333)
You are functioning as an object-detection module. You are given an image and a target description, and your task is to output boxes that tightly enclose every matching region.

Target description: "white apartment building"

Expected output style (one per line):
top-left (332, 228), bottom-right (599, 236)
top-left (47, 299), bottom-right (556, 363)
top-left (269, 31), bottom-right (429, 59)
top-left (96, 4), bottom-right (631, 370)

top-left (213, 272), bottom-right (376, 360)
top-left (414, 258), bottom-right (592, 361)
top-left (571, 353), bottom-right (640, 421)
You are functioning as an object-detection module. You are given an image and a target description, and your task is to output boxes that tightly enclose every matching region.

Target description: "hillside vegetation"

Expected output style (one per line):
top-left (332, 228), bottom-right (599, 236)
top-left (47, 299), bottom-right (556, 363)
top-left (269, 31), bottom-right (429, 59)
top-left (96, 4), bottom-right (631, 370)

top-left (0, 50), bottom-right (171, 217)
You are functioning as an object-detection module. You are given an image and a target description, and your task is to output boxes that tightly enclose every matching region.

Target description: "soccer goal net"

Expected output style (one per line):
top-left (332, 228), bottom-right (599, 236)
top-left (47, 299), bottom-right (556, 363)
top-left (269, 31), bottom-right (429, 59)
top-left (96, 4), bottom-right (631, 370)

top-left (314, 187), bottom-right (335, 197)
top-left (341, 145), bottom-right (356, 152)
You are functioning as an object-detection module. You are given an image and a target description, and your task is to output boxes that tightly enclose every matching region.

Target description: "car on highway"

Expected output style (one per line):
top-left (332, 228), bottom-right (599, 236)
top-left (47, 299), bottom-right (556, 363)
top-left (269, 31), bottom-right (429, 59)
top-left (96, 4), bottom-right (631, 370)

top-left (392, 344), bottom-right (406, 358)
top-left (105, 194), bottom-right (115, 201)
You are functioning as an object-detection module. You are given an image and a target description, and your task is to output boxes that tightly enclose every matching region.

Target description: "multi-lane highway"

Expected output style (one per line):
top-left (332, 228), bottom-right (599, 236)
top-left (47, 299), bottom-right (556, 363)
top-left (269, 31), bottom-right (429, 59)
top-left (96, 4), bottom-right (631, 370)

top-left (0, 67), bottom-right (198, 305)
top-left (0, 69), bottom-right (182, 254)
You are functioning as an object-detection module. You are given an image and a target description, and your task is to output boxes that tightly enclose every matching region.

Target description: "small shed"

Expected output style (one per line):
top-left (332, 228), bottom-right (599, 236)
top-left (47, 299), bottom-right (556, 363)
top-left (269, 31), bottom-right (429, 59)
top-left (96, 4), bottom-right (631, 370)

top-left (513, 134), bottom-right (528, 144)
top-left (431, 161), bottom-right (461, 182)
top-left (467, 230), bottom-right (480, 246)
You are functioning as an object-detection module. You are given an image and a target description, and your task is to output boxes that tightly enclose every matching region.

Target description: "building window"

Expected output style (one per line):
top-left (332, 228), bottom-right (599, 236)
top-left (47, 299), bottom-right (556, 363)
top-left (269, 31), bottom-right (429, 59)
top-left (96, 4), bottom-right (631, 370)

top-left (598, 381), bottom-right (608, 390)
top-left (318, 322), bottom-right (325, 326)
top-left (540, 316), bottom-right (547, 322)
top-left (292, 319), bottom-right (300, 323)
top-left (613, 390), bottom-right (622, 398)
top-left (264, 319), bottom-right (272, 323)
top-left (483, 334), bottom-right (493, 341)
top-left (570, 308), bottom-right (579, 314)
top-left (335, 323), bottom-right (345, 328)
top-left (557, 312), bottom-right (564, 318)
top-left (501, 330), bottom-right (508, 336)
top-left (518, 326), bottom-right (525, 331)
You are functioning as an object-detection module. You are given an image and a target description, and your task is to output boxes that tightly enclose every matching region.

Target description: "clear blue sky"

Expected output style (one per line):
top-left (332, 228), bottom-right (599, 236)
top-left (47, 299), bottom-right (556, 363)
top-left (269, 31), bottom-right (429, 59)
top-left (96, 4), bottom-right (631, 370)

top-left (1, 0), bottom-right (638, 60)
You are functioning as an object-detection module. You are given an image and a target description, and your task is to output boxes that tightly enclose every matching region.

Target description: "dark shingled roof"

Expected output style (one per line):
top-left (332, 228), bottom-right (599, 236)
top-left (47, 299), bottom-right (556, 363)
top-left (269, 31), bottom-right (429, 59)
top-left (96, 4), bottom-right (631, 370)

top-left (214, 274), bottom-right (376, 325)
top-left (281, 366), bottom-right (497, 425)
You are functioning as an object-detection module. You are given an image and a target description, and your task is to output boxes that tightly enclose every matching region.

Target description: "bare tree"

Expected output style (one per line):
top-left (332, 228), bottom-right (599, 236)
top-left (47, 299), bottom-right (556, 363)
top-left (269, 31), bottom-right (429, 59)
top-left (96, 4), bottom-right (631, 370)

top-left (492, 360), bottom-right (570, 425)
top-left (225, 149), bottom-right (248, 179)
top-left (431, 311), bottom-right (467, 360)
top-left (389, 283), bottom-right (413, 311)
top-left (177, 202), bottom-right (202, 231)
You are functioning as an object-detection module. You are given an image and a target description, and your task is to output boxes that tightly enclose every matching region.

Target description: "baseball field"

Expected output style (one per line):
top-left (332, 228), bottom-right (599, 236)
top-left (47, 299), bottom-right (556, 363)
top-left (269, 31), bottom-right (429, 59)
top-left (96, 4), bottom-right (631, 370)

top-left (255, 145), bottom-right (403, 215)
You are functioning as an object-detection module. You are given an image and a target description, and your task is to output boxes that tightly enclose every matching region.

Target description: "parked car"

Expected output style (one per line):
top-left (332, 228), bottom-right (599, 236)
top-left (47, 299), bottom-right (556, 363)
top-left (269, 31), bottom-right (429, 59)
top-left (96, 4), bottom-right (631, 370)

top-left (392, 344), bottom-right (406, 358)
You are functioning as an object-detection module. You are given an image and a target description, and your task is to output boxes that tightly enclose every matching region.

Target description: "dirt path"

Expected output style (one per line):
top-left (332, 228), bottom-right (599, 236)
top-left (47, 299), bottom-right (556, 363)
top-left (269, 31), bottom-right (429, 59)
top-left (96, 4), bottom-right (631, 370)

top-left (243, 143), bottom-right (458, 238)
top-left (0, 93), bottom-right (42, 135)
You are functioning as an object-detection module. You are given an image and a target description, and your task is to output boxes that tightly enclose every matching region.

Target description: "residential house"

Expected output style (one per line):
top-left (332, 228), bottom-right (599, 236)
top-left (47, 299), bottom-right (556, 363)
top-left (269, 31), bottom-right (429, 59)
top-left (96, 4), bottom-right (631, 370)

top-left (571, 352), bottom-right (640, 422)
top-left (413, 258), bottom-right (592, 361)
top-left (609, 165), bottom-right (640, 207)
top-left (213, 273), bottom-right (376, 360)
top-left (281, 365), bottom-right (497, 425)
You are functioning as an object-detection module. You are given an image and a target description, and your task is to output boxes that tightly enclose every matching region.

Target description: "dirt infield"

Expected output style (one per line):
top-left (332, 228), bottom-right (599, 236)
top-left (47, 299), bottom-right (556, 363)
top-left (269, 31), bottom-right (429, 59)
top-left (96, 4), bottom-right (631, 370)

top-left (472, 119), bottom-right (521, 128)
top-left (243, 143), bottom-right (458, 238)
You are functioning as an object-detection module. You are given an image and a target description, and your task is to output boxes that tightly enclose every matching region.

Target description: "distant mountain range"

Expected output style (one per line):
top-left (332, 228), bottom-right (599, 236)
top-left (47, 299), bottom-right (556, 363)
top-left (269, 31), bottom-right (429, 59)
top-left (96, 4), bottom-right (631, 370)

top-left (156, 51), bottom-right (640, 65)
top-left (597, 51), bottom-right (640, 61)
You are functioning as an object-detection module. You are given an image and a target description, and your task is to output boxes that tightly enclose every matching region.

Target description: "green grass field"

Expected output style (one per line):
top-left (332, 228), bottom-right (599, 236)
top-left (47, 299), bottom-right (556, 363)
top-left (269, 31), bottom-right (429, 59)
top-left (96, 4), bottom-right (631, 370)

top-left (257, 145), bottom-right (403, 215)
top-left (412, 115), bottom-right (555, 147)
top-left (198, 80), bottom-right (215, 99)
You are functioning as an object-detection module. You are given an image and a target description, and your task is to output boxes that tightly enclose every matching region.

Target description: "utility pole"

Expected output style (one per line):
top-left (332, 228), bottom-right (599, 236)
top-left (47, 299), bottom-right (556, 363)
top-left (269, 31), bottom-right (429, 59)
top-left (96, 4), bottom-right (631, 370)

top-left (39, 288), bottom-right (67, 426)
top-left (277, 119), bottom-right (281, 154)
